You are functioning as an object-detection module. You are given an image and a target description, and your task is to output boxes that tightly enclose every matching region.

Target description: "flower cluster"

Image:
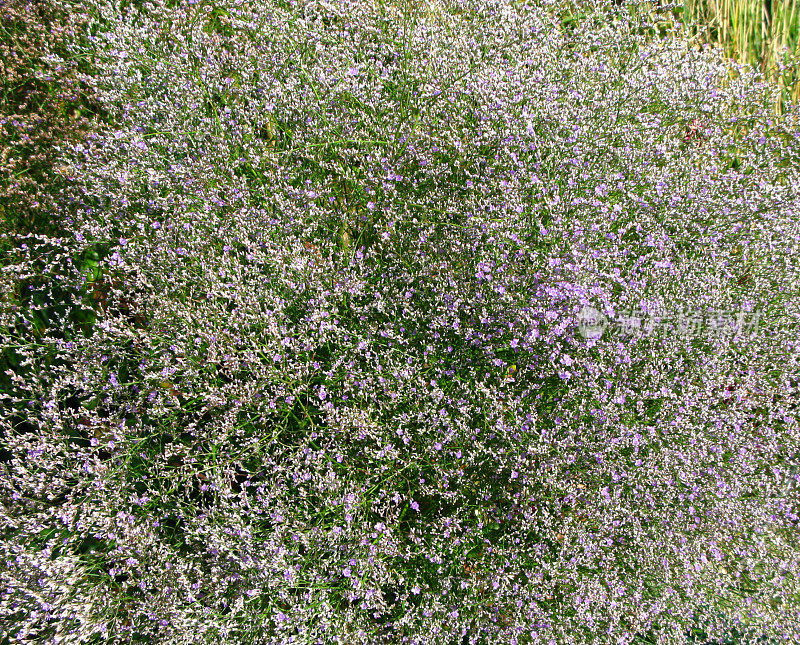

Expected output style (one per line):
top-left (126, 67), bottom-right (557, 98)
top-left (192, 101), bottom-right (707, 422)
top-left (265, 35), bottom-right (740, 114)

top-left (1, 1), bottom-right (800, 643)
top-left (0, 0), bottom-right (102, 237)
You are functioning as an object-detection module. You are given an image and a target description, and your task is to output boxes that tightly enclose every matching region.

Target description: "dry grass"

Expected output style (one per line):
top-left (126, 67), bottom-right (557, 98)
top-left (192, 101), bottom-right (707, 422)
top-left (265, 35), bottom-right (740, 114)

top-left (675, 0), bottom-right (800, 114)
top-left (550, 0), bottom-right (799, 119)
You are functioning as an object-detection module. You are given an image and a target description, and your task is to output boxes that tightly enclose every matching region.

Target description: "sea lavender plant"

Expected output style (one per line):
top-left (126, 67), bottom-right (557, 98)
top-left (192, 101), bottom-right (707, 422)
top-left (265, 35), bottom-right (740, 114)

top-left (1, 0), bottom-right (799, 643)
top-left (0, 0), bottom-right (102, 237)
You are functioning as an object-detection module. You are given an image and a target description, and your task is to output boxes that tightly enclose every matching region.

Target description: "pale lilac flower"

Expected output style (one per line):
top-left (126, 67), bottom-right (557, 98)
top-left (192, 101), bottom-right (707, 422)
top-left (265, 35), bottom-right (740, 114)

top-left (5, 1), bottom-right (800, 643)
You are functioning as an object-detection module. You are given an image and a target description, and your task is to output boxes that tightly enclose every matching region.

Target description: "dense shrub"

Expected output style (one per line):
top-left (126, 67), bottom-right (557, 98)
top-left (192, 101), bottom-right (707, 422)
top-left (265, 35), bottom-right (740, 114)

top-left (1, 0), bottom-right (799, 643)
top-left (0, 0), bottom-right (101, 237)
top-left (0, 0), bottom-right (103, 542)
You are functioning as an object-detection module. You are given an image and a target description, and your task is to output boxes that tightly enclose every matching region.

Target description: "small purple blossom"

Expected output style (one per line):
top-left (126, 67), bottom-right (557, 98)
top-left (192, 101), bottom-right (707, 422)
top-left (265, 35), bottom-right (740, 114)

top-left (6, 3), bottom-right (799, 643)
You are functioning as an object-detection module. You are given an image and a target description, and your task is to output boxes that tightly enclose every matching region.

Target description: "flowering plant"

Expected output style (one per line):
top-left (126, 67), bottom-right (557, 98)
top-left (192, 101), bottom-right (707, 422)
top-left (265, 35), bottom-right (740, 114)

top-left (1, 1), bottom-right (799, 643)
